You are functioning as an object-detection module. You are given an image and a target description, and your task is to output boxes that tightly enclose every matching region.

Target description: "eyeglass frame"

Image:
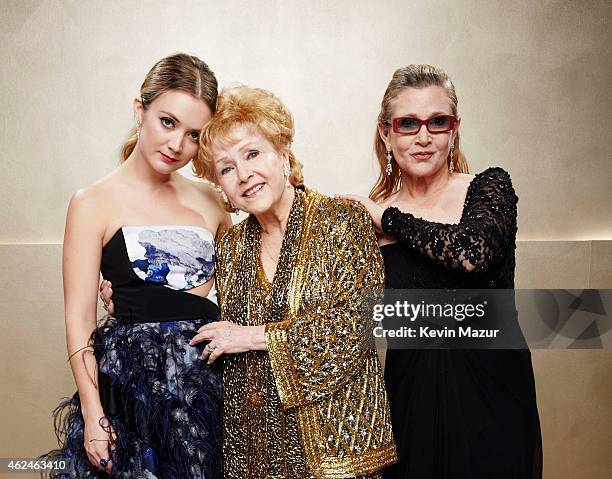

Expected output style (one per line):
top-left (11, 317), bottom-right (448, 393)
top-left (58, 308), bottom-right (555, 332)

top-left (388, 115), bottom-right (458, 135)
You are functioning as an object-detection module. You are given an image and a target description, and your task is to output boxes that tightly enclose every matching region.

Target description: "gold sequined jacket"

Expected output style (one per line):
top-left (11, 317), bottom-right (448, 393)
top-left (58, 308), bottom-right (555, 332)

top-left (216, 187), bottom-right (397, 478)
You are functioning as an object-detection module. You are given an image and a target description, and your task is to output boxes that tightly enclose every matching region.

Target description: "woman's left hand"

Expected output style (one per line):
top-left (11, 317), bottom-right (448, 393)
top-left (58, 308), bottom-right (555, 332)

top-left (336, 194), bottom-right (385, 233)
top-left (190, 321), bottom-right (265, 364)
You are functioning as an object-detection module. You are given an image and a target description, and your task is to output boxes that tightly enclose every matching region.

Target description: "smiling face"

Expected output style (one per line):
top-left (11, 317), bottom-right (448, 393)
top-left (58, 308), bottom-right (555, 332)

top-left (379, 85), bottom-right (460, 178)
top-left (211, 123), bottom-right (289, 215)
top-left (135, 89), bottom-right (213, 174)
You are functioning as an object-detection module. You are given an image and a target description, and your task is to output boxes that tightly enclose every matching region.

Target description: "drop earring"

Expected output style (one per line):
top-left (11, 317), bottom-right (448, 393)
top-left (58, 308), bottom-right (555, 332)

top-left (449, 139), bottom-right (455, 174)
top-left (136, 124), bottom-right (141, 140)
top-left (385, 145), bottom-right (393, 176)
top-left (283, 161), bottom-right (291, 187)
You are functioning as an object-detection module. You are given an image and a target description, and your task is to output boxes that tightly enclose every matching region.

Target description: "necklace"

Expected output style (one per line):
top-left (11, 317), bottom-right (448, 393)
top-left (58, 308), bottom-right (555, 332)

top-left (260, 234), bottom-right (281, 264)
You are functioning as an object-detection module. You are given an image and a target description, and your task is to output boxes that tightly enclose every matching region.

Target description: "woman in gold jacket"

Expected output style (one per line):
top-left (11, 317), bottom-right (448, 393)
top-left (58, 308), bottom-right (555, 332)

top-left (191, 85), bottom-right (397, 478)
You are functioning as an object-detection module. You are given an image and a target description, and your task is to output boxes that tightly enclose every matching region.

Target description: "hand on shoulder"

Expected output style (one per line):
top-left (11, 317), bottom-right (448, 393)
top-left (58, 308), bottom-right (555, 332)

top-left (333, 193), bottom-right (384, 233)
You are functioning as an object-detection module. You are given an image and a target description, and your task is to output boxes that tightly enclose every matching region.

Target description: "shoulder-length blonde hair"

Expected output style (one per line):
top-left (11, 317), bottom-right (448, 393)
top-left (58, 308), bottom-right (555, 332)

top-left (370, 64), bottom-right (469, 203)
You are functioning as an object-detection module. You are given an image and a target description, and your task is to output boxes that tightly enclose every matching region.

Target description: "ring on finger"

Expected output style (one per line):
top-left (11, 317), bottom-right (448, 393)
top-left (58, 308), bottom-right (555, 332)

top-left (99, 458), bottom-right (108, 467)
top-left (206, 343), bottom-right (217, 352)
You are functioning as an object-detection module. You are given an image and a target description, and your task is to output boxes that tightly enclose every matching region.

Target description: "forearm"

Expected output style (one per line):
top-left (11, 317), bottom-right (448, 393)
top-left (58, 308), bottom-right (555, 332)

top-left (266, 310), bottom-right (371, 408)
top-left (66, 316), bottom-right (104, 419)
top-left (382, 206), bottom-right (499, 272)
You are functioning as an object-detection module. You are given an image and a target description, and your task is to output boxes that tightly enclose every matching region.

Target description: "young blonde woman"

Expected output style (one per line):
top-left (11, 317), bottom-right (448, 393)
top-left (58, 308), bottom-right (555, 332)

top-left (42, 53), bottom-right (229, 478)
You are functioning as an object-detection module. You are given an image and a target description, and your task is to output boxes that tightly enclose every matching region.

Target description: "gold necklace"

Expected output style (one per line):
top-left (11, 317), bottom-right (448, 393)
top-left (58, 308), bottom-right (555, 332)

top-left (260, 234), bottom-right (280, 264)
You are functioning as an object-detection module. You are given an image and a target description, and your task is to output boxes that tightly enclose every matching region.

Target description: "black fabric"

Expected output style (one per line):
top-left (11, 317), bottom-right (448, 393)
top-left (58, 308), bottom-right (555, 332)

top-left (380, 168), bottom-right (542, 479)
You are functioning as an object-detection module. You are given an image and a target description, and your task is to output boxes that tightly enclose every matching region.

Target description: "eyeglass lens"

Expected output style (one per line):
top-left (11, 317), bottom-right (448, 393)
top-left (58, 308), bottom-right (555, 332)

top-left (395, 115), bottom-right (452, 133)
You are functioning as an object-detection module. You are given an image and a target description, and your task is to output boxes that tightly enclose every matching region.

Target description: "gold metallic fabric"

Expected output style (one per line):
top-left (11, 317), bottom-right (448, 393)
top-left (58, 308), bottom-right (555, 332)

top-left (216, 186), bottom-right (397, 479)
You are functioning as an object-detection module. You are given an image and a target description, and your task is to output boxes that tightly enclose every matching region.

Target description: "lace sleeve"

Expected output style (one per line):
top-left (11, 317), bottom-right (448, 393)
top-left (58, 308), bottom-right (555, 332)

top-left (381, 167), bottom-right (518, 273)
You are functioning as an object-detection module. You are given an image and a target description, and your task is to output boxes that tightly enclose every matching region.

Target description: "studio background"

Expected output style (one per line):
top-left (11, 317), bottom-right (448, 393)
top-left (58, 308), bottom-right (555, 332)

top-left (1, 1), bottom-right (611, 477)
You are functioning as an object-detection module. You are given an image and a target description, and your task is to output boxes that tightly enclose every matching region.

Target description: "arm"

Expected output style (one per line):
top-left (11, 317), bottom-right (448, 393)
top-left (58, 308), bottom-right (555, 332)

top-left (63, 190), bottom-right (114, 471)
top-left (191, 227), bottom-right (267, 362)
top-left (266, 202), bottom-right (384, 409)
top-left (382, 167), bottom-right (518, 273)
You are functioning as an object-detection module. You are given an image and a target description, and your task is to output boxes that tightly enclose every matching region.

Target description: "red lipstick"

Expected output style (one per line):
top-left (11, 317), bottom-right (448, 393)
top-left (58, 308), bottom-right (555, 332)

top-left (160, 152), bottom-right (178, 164)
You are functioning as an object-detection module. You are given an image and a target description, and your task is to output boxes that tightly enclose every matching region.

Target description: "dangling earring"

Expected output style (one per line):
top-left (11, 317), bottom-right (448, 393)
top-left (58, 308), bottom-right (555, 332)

top-left (230, 203), bottom-right (240, 215)
top-left (136, 124), bottom-right (141, 140)
top-left (283, 161), bottom-right (291, 187)
top-left (385, 145), bottom-right (393, 176)
top-left (448, 138), bottom-right (455, 174)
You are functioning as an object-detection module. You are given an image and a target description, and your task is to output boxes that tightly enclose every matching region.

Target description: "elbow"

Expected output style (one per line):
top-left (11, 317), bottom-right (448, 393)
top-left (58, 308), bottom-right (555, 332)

top-left (460, 256), bottom-right (496, 274)
top-left (459, 238), bottom-right (501, 273)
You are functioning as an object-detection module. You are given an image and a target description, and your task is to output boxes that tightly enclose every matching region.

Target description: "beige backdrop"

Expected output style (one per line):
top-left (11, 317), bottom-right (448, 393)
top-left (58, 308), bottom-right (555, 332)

top-left (1, 1), bottom-right (611, 478)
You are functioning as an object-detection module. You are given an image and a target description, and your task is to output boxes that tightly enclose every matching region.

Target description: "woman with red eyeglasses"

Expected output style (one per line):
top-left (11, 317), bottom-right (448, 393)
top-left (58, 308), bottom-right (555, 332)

top-left (340, 65), bottom-right (542, 478)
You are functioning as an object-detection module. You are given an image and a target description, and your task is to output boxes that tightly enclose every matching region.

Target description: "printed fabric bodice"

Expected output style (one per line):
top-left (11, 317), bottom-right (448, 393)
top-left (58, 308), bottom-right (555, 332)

top-left (101, 225), bottom-right (218, 323)
top-left (121, 225), bottom-right (215, 290)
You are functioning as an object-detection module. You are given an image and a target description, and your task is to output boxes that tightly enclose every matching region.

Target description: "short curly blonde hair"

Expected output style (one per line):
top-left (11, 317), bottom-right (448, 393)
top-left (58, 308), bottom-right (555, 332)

top-left (195, 85), bottom-right (304, 191)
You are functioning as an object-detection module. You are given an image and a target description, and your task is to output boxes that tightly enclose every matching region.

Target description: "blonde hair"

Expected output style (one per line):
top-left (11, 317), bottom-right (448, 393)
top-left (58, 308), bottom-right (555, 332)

top-left (370, 64), bottom-right (469, 203)
top-left (195, 85), bottom-right (304, 201)
top-left (120, 53), bottom-right (218, 161)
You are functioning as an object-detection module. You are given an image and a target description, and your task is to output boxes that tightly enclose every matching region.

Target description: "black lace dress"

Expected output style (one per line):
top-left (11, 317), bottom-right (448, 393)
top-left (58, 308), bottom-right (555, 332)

top-left (380, 167), bottom-right (542, 479)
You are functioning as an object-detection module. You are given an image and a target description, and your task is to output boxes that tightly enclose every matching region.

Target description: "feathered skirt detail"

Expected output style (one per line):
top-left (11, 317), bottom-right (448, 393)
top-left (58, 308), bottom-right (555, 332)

top-left (41, 314), bottom-right (223, 478)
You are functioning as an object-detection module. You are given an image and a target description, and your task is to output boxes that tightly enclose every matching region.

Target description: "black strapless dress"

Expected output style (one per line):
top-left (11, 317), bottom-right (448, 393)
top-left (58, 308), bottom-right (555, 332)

top-left (42, 226), bottom-right (223, 478)
top-left (380, 168), bottom-right (542, 479)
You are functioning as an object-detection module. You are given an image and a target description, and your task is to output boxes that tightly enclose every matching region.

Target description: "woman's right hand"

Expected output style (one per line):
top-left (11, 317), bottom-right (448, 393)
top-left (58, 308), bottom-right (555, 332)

top-left (99, 280), bottom-right (115, 316)
top-left (335, 194), bottom-right (384, 233)
top-left (83, 412), bottom-right (115, 474)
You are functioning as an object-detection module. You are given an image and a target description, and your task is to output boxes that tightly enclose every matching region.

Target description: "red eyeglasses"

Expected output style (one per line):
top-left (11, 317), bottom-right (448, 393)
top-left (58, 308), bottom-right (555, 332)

top-left (391, 115), bottom-right (457, 135)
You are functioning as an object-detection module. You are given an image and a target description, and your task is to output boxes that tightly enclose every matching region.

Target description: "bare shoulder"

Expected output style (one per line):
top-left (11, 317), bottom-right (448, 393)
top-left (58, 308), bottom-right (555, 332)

top-left (180, 177), bottom-right (231, 235)
top-left (377, 190), bottom-right (401, 209)
top-left (65, 168), bottom-right (132, 236)
top-left (75, 168), bottom-right (132, 203)
top-left (64, 186), bottom-right (109, 247)
top-left (186, 178), bottom-right (223, 202)
top-left (68, 181), bottom-right (110, 216)
top-left (182, 178), bottom-right (225, 213)
top-left (452, 172), bottom-right (476, 188)
top-left (197, 181), bottom-right (216, 196)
